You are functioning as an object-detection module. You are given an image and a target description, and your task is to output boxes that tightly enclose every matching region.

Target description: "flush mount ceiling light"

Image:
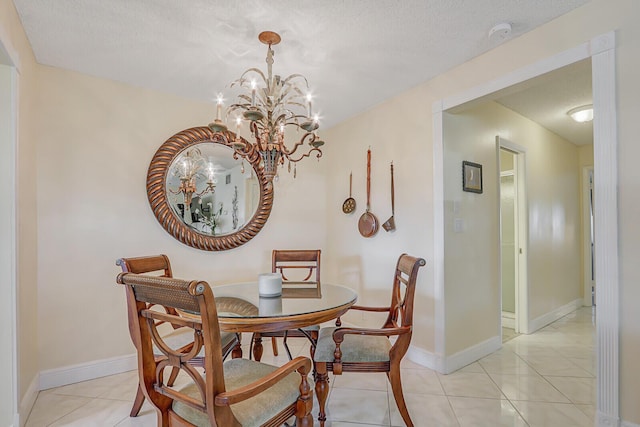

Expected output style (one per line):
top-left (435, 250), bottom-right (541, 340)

top-left (567, 104), bottom-right (594, 123)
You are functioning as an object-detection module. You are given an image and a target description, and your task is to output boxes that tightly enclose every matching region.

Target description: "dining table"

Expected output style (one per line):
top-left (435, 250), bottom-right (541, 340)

top-left (210, 282), bottom-right (358, 362)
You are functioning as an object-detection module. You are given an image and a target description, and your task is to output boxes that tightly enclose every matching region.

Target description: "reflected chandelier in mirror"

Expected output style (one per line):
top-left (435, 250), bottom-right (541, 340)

top-left (147, 126), bottom-right (273, 251)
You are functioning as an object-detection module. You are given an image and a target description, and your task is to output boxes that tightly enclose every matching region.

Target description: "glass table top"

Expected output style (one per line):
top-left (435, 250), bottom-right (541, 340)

top-left (210, 282), bottom-right (357, 318)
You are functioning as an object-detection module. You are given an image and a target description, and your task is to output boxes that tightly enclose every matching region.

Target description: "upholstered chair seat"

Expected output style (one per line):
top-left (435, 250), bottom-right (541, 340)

top-left (157, 327), bottom-right (237, 357)
top-left (174, 358), bottom-right (303, 427)
top-left (314, 327), bottom-right (391, 363)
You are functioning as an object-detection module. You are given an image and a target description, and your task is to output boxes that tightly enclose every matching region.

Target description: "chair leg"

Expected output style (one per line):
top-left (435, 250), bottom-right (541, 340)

top-left (271, 336), bottom-right (279, 356)
top-left (231, 340), bottom-right (243, 359)
top-left (251, 333), bottom-right (264, 361)
top-left (129, 383), bottom-right (145, 417)
top-left (167, 366), bottom-right (180, 387)
top-left (388, 366), bottom-right (413, 427)
top-left (315, 362), bottom-right (330, 426)
top-left (282, 331), bottom-right (293, 360)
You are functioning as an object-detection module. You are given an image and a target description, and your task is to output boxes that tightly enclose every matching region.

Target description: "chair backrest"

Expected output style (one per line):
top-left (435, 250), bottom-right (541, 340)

top-left (116, 255), bottom-right (179, 319)
top-left (272, 249), bottom-right (321, 285)
top-left (117, 273), bottom-right (237, 425)
top-left (116, 254), bottom-right (173, 277)
top-left (384, 254), bottom-right (426, 339)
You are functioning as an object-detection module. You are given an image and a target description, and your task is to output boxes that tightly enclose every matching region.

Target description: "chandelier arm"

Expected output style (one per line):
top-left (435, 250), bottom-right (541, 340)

top-left (194, 186), bottom-right (215, 198)
top-left (286, 146), bottom-right (323, 164)
top-left (280, 132), bottom-right (316, 157)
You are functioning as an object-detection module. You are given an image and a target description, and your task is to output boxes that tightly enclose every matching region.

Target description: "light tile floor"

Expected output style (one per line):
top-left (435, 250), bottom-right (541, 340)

top-left (26, 307), bottom-right (596, 426)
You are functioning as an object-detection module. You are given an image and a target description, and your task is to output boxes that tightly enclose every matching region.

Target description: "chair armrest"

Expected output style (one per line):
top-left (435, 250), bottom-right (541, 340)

top-left (214, 356), bottom-right (312, 406)
top-left (350, 305), bottom-right (391, 312)
top-left (332, 326), bottom-right (411, 342)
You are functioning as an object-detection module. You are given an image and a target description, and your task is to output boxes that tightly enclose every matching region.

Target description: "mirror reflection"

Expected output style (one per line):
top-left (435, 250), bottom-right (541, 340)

top-left (165, 143), bottom-right (260, 236)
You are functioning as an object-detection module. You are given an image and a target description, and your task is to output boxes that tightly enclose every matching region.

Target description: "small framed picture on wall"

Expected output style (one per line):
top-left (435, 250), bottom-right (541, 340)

top-left (462, 161), bottom-right (483, 194)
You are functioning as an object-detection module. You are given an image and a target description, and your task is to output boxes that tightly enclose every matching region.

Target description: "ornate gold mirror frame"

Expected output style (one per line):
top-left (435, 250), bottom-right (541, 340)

top-left (147, 126), bottom-right (273, 251)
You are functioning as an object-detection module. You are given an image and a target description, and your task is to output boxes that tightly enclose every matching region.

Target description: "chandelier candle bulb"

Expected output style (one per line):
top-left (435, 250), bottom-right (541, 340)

top-left (258, 273), bottom-right (282, 297)
top-left (215, 95), bottom-right (223, 121)
top-left (251, 80), bottom-right (257, 106)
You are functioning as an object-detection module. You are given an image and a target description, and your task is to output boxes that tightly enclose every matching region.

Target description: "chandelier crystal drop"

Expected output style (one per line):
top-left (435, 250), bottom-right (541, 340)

top-left (208, 31), bottom-right (324, 182)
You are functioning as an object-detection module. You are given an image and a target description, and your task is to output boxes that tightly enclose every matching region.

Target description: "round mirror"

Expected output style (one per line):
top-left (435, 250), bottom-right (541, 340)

top-left (147, 127), bottom-right (273, 251)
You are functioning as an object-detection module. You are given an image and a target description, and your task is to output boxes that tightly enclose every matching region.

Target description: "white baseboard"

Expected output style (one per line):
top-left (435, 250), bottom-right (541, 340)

top-left (620, 420), bottom-right (639, 427)
top-left (407, 335), bottom-right (502, 375)
top-left (527, 298), bottom-right (583, 334)
top-left (16, 374), bottom-right (39, 427)
top-left (441, 335), bottom-right (502, 374)
top-left (502, 311), bottom-right (515, 329)
top-left (406, 345), bottom-right (441, 371)
top-left (39, 353), bottom-right (137, 391)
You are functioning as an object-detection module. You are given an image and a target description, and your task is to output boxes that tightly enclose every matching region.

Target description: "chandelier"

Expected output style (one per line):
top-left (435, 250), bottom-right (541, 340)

top-left (208, 31), bottom-right (324, 181)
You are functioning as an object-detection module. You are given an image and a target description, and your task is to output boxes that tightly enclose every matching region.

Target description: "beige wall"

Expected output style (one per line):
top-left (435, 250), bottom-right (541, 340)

top-left (323, 89), bottom-right (436, 351)
top-left (443, 102), bottom-right (582, 354)
top-left (0, 0), bottom-right (39, 421)
top-left (34, 65), bottom-right (328, 370)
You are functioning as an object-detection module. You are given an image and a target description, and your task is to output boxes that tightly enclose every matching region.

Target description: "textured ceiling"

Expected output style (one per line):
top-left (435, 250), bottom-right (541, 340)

top-left (13, 0), bottom-right (591, 136)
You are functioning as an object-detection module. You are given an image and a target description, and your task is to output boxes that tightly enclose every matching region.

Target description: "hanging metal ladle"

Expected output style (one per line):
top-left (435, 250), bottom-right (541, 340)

top-left (382, 162), bottom-right (396, 232)
top-left (342, 172), bottom-right (356, 214)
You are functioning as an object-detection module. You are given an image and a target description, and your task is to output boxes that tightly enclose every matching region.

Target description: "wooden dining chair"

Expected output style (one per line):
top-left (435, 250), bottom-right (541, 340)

top-left (117, 272), bottom-right (314, 427)
top-left (313, 254), bottom-right (426, 427)
top-left (251, 249), bottom-right (321, 361)
top-left (116, 254), bottom-right (241, 417)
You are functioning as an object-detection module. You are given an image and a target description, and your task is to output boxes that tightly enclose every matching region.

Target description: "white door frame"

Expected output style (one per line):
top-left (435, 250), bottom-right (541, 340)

top-left (0, 41), bottom-right (19, 426)
top-left (582, 166), bottom-right (595, 307)
top-left (433, 32), bottom-right (618, 425)
top-left (498, 140), bottom-right (529, 335)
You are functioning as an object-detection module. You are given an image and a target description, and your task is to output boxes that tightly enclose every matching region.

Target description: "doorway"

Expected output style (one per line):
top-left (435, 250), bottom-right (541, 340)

top-left (500, 149), bottom-right (517, 338)
top-left (434, 32), bottom-right (618, 420)
top-left (498, 143), bottom-right (528, 337)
